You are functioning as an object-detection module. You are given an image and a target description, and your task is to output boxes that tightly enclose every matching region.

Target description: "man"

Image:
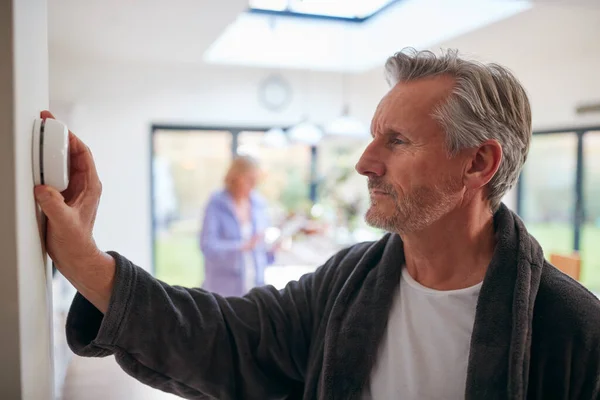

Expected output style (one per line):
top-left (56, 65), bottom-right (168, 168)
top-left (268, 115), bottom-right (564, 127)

top-left (36, 48), bottom-right (600, 399)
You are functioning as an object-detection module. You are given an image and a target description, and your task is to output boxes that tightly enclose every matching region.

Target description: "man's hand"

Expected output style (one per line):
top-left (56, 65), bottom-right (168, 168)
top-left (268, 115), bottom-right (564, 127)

top-left (34, 110), bottom-right (115, 313)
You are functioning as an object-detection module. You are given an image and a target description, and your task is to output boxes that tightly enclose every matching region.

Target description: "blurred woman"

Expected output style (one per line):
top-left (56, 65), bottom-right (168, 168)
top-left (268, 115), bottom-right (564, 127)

top-left (199, 155), bottom-right (274, 296)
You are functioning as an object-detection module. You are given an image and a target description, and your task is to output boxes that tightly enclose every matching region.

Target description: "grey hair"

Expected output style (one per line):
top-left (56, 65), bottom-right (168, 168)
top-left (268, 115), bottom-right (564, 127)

top-left (384, 48), bottom-right (532, 211)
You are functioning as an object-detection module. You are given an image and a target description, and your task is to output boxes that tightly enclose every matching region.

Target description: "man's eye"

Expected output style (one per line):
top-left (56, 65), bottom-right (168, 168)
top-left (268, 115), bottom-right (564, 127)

top-left (392, 138), bottom-right (405, 145)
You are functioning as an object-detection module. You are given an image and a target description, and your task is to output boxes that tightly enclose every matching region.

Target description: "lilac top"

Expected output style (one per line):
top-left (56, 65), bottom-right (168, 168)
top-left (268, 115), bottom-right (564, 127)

top-left (199, 189), bottom-right (274, 296)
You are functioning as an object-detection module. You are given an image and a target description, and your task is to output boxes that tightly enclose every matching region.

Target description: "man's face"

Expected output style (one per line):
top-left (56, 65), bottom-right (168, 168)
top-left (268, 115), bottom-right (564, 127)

top-left (356, 75), bottom-right (467, 234)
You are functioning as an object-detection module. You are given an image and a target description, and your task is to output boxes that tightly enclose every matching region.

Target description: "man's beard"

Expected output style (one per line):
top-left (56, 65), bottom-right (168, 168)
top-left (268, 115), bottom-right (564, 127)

top-left (365, 176), bottom-right (461, 234)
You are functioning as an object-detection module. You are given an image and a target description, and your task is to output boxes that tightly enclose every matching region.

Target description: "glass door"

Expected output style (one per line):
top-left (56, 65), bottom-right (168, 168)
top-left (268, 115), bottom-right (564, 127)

top-left (581, 131), bottom-right (600, 290)
top-left (520, 133), bottom-right (578, 257)
top-left (152, 129), bottom-right (233, 286)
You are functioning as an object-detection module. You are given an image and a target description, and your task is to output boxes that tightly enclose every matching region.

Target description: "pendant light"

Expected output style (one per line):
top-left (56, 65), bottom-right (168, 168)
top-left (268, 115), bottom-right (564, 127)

top-left (262, 127), bottom-right (288, 148)
top-left (287, 69), bottom-right (323, 145)
top-left (324, 73), bottom-right (368, 138)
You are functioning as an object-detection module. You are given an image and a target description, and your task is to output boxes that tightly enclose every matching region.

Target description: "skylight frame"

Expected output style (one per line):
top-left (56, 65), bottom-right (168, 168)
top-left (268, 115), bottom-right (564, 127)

top-left (247, 0), bottom-right (402, 23)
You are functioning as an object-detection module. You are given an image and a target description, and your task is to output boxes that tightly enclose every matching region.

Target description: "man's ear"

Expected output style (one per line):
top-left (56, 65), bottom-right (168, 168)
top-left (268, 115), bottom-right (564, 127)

top-left (463, 139), bottom-right (503, 190)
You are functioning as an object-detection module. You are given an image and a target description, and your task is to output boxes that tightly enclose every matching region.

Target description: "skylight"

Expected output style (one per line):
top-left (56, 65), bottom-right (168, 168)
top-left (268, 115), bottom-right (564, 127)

top-left (207, 0), bottom-right (532, 72)
top-left (248, 0), bottom-right (400, 21)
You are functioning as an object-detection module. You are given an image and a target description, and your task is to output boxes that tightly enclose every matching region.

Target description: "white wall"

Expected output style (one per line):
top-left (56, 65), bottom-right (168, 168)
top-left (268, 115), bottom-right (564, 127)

top-left (0, 0), bottom-right (54, 398)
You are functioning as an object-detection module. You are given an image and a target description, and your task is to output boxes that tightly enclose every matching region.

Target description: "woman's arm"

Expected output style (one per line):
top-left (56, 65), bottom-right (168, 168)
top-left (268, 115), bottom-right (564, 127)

top-left (200, 199), bottom-right (244, 255)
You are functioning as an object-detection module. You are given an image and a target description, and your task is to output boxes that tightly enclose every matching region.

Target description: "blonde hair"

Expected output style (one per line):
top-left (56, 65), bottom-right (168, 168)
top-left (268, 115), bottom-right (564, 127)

top-left (224, 155), bottom-right (260, 192)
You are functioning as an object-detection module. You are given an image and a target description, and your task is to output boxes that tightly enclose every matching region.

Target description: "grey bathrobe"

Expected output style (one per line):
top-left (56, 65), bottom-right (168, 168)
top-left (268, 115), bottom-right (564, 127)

top-left (66, 204), bottom-right (600, 399)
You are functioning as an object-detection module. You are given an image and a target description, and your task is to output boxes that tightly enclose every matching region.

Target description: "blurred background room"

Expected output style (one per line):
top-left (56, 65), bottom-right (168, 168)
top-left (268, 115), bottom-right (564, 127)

top-left (41, 0), bottom-right (600, 398)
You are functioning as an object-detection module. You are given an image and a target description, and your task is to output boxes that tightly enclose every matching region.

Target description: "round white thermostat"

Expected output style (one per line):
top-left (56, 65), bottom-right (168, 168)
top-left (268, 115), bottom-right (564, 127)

top-left (32, 118), bottom-right (70, 192)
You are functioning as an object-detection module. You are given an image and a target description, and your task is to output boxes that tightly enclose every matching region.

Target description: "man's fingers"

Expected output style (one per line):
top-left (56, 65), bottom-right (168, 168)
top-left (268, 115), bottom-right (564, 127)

top-left (34, 185), bottom-right (72, 223)
top-left (68, 131), bottom-right (88, 155)
top-left (68, 132), bottom-right (100, 179)
top-left (40, 110), bottom-right (55, 120)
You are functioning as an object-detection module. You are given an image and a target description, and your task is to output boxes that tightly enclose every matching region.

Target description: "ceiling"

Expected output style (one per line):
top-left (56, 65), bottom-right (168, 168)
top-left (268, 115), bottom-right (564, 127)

top-left (48, 0), bottom-right (248, 65)
top-left (48, 0), bottom-right (600, 72)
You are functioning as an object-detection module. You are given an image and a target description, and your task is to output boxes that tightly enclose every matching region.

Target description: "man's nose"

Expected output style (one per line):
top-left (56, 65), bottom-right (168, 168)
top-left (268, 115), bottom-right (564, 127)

top-left (355, 142), bottom-right (385, 177)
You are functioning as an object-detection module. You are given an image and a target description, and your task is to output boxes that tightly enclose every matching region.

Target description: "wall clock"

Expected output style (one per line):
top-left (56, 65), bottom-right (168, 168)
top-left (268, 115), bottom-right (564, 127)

top-left (258, 74), bottom-right (292, 112)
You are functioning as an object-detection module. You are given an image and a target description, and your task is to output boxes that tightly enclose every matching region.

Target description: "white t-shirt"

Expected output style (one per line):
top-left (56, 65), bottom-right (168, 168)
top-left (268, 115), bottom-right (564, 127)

top-left (365, 267), bottom-right (482, 400)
